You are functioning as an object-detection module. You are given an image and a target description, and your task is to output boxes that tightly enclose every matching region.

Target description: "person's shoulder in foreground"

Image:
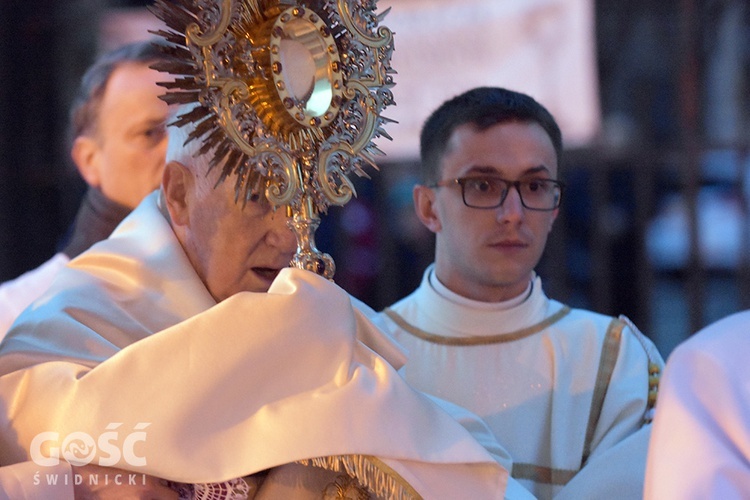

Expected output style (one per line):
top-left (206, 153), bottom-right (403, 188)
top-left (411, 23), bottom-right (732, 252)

top-left (645, 310), bottom-right (750, 499)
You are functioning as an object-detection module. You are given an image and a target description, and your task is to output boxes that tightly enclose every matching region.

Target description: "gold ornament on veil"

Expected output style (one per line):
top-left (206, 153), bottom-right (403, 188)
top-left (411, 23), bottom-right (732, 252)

top-left (150, 0), bottom-right (396, 279)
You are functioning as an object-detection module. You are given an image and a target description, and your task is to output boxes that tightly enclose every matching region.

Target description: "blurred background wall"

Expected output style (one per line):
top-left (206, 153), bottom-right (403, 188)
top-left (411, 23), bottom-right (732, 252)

top-left (1, 0), bottom-right (748, 357)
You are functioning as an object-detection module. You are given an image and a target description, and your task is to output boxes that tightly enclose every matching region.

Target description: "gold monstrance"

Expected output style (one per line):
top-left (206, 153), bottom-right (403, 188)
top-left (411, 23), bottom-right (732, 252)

top-left (151, 0), bottom-right (396, 279)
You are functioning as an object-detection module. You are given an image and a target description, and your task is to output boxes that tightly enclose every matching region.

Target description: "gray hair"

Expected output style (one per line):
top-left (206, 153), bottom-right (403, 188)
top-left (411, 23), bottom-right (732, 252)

top-left (165, 105), bottom-right (209, 171)
top-left (164, 104), bottom-right (218, 203)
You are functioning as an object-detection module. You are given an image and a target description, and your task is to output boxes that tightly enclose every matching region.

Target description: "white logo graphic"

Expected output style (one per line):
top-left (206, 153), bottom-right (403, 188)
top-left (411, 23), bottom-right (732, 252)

top-left (30, 423), bottom-right (150, 467)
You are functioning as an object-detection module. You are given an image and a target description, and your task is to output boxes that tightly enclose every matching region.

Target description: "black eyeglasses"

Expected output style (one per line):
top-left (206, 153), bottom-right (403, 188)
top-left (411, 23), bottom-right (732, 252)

top-left (431, 176), bottom-right (564, 210)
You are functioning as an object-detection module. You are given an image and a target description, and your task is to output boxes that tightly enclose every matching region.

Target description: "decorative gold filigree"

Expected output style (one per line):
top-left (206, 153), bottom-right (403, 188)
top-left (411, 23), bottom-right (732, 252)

top-left (323, 474), bottom-right (370, 500)
top-left (150, 0), bottom-right (396, 279)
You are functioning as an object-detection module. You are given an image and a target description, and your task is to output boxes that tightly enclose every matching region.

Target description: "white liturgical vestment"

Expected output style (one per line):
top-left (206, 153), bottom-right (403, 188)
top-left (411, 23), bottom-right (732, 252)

top-left (0, 193), bottom-right (516, 499)
top-left (645, 310), bottom-right (750, 499)
top-left (0, 253), bottom-right (69, 341)
top-left (381, 266), bottom-right (664, 499)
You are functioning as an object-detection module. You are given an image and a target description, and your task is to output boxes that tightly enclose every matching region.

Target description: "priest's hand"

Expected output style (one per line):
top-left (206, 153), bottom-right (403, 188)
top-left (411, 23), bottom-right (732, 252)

top-left (71, 463), bottom-right (178, 499)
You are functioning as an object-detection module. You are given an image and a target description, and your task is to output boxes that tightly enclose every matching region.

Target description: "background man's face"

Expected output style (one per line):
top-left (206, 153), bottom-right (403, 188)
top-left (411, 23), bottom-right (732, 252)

top-left (427, 121), bottom-right (559, 302)
top-left (90, 62), bottom-right (169, 208)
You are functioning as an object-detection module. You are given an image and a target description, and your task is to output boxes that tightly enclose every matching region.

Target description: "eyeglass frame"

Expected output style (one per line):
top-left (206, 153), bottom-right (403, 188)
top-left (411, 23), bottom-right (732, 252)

top-left (429, 175), bottom-right (565, 211)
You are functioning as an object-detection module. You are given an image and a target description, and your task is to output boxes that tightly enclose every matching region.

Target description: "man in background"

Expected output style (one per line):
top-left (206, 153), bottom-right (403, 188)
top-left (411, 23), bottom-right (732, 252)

top-left (380, 86), bottom-right (663, 499)
top-left (0, 40), bottom-right (169, 338)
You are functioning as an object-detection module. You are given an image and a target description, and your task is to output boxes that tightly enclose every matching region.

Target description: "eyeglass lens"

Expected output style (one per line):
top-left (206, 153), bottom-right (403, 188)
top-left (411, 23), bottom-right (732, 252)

top-left (461, 178), bottom-right (561, 209)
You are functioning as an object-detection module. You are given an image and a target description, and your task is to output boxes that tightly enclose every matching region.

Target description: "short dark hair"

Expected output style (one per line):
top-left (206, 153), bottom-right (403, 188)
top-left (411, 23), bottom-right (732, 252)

top-left (419, 87), bottom-right (563, 183)
top-left (70, 40), bottom-right (167, 139)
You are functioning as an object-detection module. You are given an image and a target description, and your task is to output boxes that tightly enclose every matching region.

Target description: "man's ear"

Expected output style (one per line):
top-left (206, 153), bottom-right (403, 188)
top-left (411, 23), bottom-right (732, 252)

top-left (70, 136), bottom-right (102, 188)
top-left (162, 161), bottom-right (192, 227)
top-left (413, 184), bottom-right (442, 233)
top-left (549, 208), bottom-right (559, 233)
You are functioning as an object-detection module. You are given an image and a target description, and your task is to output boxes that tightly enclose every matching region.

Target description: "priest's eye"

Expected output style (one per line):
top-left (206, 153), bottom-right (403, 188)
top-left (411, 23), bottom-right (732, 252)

top-left (466, 178), bottom-right (499, 194)
top-left (248, 192), bottom-right (261, 203)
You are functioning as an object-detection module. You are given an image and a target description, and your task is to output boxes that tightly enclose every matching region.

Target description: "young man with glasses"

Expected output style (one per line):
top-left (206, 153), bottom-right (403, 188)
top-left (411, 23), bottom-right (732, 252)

top-left (380, 87), bottom-right (663, 499)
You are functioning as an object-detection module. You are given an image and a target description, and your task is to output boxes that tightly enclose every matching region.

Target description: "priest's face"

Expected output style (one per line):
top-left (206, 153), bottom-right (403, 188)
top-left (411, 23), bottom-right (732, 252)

top-left (163, 160), bottom-right (297, 301)
top-left (413, 121), bottom-right (559, 302)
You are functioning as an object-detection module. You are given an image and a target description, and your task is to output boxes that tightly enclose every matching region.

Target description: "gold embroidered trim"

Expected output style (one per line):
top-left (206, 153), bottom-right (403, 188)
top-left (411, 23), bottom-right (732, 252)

top-left (297, 455), bottom-right (422, 500)
top-left (581, 318), bottom-right (625, 466)
top-left (645, 361), bottom-right (661, 423)
top-left (620, 314), bottom-right (662, 424)
top-left (382, 306), bottom-right (571, 346)
top-left (511, 462), bottom-right (577, 486)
